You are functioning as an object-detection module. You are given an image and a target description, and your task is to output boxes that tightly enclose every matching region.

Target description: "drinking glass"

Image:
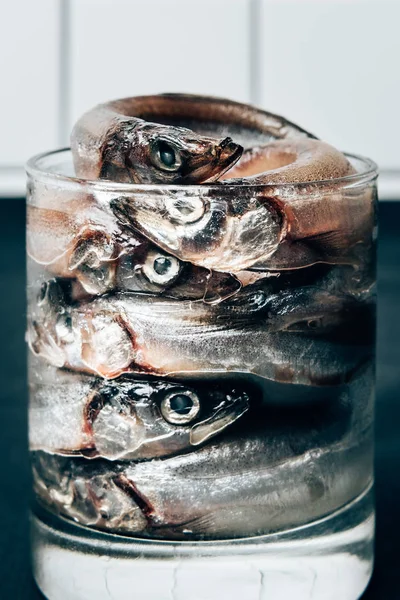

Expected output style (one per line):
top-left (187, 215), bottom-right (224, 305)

top-left (27, 148), bottom-right (377, 600)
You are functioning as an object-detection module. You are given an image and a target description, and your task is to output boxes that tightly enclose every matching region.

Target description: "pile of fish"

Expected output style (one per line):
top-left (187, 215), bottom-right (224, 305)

top-left (27, 94), bottom-right (376, 540)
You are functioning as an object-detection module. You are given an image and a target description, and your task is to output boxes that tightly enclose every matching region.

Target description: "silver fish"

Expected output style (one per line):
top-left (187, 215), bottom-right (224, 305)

top-left (26, 191), bottom-right (125, 296)
top-left (31, 365), bottom-right (374, 539)
top-left (27, 280), bottom-right (374, 384)
top-left (111, 139), bottom-right (374, 273)
top-left (32, 452), bottom-right (148, 534)
top-left (29, 361), bottom-right (249, 460)
top-left (71, 109), bottom-right (242, 184)
top-left (114, 246), bottom-right (243, 303)
top-left (123, 93), bottom-right (315, 148)
top-left (221, 138), bottom-right (354, 183)
top-left (71, 93), bottom-right (314, 183)
top-left (27, 203), bottom-right (243, 302)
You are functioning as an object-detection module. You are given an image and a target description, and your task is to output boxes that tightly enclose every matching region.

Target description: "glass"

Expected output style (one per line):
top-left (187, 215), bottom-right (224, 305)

top-left (27, 149), bottom-right (377, 600)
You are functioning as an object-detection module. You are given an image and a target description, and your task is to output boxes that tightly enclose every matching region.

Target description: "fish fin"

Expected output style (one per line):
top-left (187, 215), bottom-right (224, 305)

top-left (180, 513), bottom-right (220, 535)
top-left (304, 229), bottom-right (353, 253)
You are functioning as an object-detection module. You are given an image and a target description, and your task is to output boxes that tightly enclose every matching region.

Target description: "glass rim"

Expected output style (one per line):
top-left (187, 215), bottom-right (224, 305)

top-left (26, 147), bottom-right (379, 192)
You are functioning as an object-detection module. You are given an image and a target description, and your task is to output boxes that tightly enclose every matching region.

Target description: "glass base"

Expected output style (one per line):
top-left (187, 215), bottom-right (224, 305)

top-left (32, 483), bottom-right (374, 600)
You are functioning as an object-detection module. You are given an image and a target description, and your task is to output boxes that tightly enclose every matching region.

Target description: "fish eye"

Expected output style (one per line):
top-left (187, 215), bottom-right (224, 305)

top-left (151, 140), bottom-right (182, 172)
top-left (160, 390), bottom-right (200, 425)
top-left (142, 250), bottom-right (181, 285)
top-left (165, 196), bottom-right (205, 224)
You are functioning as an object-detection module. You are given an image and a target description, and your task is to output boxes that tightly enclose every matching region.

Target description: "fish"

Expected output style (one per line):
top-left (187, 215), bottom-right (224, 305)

top-left (26, 186), bottom-right (124, 296)
top-left (26, 193), bottom-right (119, 271)
top-left (111, 139), bottom-right (375, 273)
top-left (27, 202), bottom-right (243, 302)
top-left (32, 451), bottom-right (148, 534)
top-left (245, 262), bottom-right (376, 303)
top-left (71, 93), bottom-right (314, 183)
top-left (27, 280), bottom-right (374, 384)
top-left (227, 284), bottom-right (375, 335)
top-left (29, 361), bottom-right (250, 460)
top-left (123, 93), bottom-right (315, 148)
top-left (113, 246), bottom-right (243, 303)
top-left (222, 138), bottom-right (355, 183)
top-left (71, 113), bottom-right (242, 185)
top-left (31, 365), bottom-right (374, 539)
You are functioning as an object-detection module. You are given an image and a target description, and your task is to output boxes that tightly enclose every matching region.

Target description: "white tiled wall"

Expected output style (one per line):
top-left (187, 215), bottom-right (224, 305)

top-left (258, 0), bottom-right (400, 170)
top-left (2, 0), bottom-right (399, 197)
top-left (68, 0), bottom-right (251, 130)
top-left (0, 1), bottom-right (60, 164)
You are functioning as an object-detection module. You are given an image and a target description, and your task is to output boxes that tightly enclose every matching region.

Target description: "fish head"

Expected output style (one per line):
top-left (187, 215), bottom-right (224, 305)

top-left (117, 245), bottom-right (183, 294)
top-left (110, 191), bottom-right (232, 267)
top-left (111, 187), bottom-right (284, 272)
top-left (27, 279), bottom-right (136, 378)
top-left (102, 121), bottom-right (243, 184)
top-left (116, 245), bottom-right (242, 303)
top-left (27, 279), bottom-right (73, 368)
top-left (32, 452), bottom-right (147, 533)
top-left (68, 228), bottom-right (117, 295)
top-left (87, 380), bottom-right (250, 460)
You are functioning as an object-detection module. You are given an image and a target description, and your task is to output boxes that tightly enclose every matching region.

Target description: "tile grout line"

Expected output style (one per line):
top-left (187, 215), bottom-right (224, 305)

top-left (249, 0), bottom-right (262, 106)
top-left (58, 0), bottom-right (71, 147)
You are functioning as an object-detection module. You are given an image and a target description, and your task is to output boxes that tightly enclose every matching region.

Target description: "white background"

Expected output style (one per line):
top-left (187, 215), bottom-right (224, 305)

top-left (1, 0), bottom-right (399, 197)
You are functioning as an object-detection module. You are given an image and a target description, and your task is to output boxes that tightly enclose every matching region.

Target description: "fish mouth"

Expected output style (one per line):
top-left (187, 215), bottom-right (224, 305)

top-left (206, 137), bottom-right (243, 182)
top-left (218, 136), bottom-right (243, 163)
top-left (190, 392), bottom-right (249, 446)
top-left (178, 137), bottom-right (243, 184)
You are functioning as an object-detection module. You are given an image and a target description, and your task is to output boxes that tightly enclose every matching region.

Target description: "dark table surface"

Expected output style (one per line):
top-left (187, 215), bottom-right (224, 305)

top-left (0, 199), bottom-right (399, 599)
